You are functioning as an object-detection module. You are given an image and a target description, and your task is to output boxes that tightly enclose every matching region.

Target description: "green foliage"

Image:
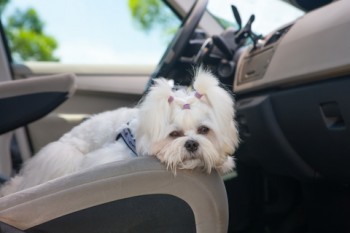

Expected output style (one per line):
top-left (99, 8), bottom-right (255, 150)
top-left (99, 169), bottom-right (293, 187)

top-left (6, 26), bottom-right (58, 61)
top-left (128, 0), bottom-right (179, 38)
top-left (0, 0), bottom-right (9, 15)
top-left (7, 8), bottom-right (44, 33)
top-left (128, 0), bottom-right (162, 31)
top-left (2, 4), bottom-right (59, 62)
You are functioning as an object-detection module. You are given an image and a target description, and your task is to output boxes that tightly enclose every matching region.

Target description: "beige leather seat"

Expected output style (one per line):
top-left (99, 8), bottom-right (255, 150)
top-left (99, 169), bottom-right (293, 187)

top-left (0, 157), bottom-right (228, 233)
top-left (0, 74), bottom-right (229, 232)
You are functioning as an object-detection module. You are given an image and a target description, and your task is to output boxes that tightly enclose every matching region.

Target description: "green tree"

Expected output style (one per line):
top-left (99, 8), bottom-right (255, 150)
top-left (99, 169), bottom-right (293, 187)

top-left (128, 0), bottom-right (179, 38)
top-left (1, 2), bottom-right (59, 62)
top-left (128, 0), bottom-right (237, 34)
top-left (0, 0), bottom-right (9, 15)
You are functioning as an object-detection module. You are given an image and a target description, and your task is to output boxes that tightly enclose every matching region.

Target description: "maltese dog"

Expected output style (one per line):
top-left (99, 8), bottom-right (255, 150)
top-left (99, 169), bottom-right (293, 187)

top-left (0, 68), bottom-right (239, 196)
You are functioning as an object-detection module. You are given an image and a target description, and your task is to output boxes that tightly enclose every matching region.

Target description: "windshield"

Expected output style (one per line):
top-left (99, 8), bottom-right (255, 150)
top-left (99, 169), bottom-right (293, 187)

top-left (208, 0), bottom-right (304, 36)
top-left (0, 0), bottom-right (304, 65)
top-left (0, 0), bottom-right (181, 65)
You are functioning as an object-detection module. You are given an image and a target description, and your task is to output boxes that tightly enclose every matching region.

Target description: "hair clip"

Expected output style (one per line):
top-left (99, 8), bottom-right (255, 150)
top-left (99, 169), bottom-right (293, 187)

top-left (183, 103), bottom-right (191, 110)
top-left (168, 96), bottom-right (174, 103)
top-left (194, 91), bottom-right (203, 99)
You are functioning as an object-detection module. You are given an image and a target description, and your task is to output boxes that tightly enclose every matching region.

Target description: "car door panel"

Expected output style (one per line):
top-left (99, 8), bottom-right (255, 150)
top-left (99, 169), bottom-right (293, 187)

top-left (12, 64), bottom-right (151, 153)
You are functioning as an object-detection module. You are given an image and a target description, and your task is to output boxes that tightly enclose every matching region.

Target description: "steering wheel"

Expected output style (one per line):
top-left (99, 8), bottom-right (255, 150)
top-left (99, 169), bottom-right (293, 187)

top-left (145, 0), bottom-right (208, 92)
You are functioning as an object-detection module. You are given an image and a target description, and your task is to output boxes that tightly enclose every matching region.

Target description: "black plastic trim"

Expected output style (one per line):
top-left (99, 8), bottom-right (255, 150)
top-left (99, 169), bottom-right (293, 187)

top-left (0, 92), bottom-right (68, 135)
top-left (236, 76), bottom-right (350, 182)
top-left (27, 194), bottom-right (196, 233)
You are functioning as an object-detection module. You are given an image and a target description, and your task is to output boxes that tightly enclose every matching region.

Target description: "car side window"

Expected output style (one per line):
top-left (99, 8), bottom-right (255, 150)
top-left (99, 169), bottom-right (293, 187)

top-left (0, 0), bottom-right (180, 65)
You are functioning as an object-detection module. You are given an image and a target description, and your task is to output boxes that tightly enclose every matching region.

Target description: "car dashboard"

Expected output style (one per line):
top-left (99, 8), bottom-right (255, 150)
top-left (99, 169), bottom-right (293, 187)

top-left (233, 0), bottom-right (350, 183)
top-left (224, 1), bottom-right (350, 231)
top-left (234, 0), bottom-right (350, 94)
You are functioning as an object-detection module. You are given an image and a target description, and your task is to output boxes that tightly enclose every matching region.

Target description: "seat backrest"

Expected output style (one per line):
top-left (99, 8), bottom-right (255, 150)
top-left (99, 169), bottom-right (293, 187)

top-left (0, 73), bottom-right (76, 135)
top-left (0, 157), bottom-right (229, 233)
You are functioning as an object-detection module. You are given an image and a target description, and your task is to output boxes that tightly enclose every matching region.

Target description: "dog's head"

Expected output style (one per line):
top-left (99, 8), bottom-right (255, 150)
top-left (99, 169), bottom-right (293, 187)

top-left (135, 68), bottom-right (239, 174)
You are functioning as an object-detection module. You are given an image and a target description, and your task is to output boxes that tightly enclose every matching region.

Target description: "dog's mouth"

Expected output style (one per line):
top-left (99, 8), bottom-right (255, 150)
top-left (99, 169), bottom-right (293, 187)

top-left (187, 151), bottom-right (200, 159)
top-left (179, 157), bottom-right (205, 170)
top-left (179, 151), bottom-right (216, 173)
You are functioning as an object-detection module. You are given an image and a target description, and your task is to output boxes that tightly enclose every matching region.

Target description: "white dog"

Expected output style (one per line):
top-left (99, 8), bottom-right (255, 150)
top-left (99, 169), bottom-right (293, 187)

top-left (0, 69), bottom-right (239, 196)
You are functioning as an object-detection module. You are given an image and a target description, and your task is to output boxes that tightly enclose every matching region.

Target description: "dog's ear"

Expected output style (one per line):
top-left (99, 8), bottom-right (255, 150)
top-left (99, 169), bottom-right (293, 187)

top-left (193, 68), bottom-right (239, 155)
top-left (137, 78), bottom-right (173, 149)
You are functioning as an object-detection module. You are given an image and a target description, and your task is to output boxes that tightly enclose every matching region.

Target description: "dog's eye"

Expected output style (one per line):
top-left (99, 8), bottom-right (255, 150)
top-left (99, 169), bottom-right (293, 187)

top-left (197, 126), bottom-right (210, 135)
top-left (169, 130), bottom-right (183, 138)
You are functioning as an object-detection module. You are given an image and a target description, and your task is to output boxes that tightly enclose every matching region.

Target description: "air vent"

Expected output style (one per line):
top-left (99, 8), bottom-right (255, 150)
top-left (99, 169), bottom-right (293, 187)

top-left (264, 25), bottom-right (292, 47)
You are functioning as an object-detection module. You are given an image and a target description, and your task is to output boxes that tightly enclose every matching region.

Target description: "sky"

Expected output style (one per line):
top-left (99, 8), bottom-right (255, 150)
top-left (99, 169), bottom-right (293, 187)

top-left (2, 0), bottom-right (304, 65)
top-left (3, 0), bottom-right (174, 64)
top-left (209, 0), bottom-right (304, 34)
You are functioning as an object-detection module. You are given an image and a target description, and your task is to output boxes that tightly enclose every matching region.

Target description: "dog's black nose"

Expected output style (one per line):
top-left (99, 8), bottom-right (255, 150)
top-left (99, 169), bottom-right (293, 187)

top-left (184, 140), bottom-right (199, 152)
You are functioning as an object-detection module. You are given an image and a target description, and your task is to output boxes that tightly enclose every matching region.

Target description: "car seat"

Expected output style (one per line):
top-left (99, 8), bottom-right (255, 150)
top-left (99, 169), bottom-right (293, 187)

top-left (0, 74), bottom-right (229, 233)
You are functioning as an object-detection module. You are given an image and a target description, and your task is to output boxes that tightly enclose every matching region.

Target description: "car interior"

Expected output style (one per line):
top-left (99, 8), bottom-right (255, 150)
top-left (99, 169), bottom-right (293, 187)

top-left (0, 0), bottom-right (350, 232)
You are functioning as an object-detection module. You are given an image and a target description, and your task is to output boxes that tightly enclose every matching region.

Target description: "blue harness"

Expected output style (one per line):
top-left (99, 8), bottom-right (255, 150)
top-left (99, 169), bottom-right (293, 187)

top-left (116, 126), bottom-right (137, 156)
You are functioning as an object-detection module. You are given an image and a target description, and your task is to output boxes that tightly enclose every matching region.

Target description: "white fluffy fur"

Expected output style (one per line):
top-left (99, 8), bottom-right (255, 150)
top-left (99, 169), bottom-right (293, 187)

top-left (0, 69), bottom-right (239, 196)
